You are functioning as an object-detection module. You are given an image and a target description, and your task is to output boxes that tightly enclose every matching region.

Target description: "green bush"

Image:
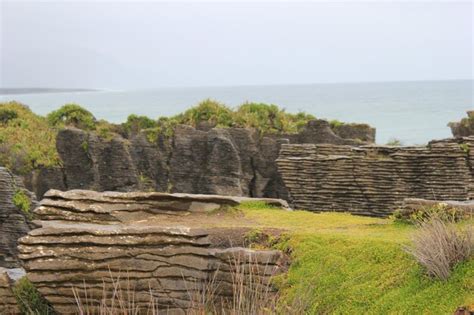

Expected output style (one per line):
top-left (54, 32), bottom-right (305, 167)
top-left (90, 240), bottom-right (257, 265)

top-left (13, 277), bottom-right (54, 314)
top-left (0, 102), bottom-right (60, 173)
top-left (386, 138), bottom-right (403, 146)
top-left (47, 104), bottom-right (96, 130)
top-left (0, 108), bottom-right (18, 124)
top-left (123, 114), bottom-right (157, 134)
top-left (177, 99), bottom-right (234, 128)
top-left (12, 189), bottom-right (32, 219)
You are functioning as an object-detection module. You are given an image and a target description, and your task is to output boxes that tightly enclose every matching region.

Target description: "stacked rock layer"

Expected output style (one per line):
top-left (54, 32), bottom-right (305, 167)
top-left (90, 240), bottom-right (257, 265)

top-left (0, 268), bottom-right (20, 314)
top-left (0, 167), bottom-right (37, 268)
top-left (18, 190), bottom-right (288, 314)
top-left (277, 138), bottom-right (474, 217)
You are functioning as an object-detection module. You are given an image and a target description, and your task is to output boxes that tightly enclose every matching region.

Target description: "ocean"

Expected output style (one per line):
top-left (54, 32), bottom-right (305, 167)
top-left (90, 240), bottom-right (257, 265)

top-left (1, 80), bottom-right (472, 145)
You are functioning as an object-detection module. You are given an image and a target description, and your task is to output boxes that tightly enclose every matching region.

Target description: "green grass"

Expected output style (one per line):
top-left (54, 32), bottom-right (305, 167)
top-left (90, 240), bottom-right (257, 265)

top-left (237, 202), bottom-right (474, 314)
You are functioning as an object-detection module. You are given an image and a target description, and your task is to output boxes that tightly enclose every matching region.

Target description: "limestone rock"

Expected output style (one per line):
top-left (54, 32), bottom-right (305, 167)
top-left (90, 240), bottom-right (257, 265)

top-left (449, 111), bottom-right (474, 137)
top-left (33, 189), bottom-right (289, 224)
top-left (0, 268), bottom-right (20, 314)
top-left (26, 119), bottom-right (374, 200)
top-left (19, 190), bottom-right (290, 314)
top-left (0, 167), bottom-right (37, 268)
top-left (277, 137), bottom-right (474, 217)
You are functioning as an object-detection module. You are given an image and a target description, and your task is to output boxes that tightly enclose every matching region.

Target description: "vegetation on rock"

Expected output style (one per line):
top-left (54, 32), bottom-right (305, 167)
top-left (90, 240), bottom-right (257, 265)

top-left (13, 277), bottom-right (54, 315)
top-left (47, 103), bottom-right (96, 130)
top-left (12, 189), bottom-right (31, 219)
top-left (0, 101), bottom-right (61, 173)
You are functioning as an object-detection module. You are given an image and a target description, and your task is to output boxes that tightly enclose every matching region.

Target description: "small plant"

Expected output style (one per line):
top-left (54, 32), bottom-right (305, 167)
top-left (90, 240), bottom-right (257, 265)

top-left (80, 140), bottom-right (89, 153)
top-left (386, 138), bottom-right (403, 146)
top-left (329, 119), bottom-right (344, 128)
top-left (12, 189), bottom-right (32, 219)
top-left (13, 277), bottom-right (54, 314)
top-left (47, 103), bottom-right (96, 130)
top-left (404, 218), bottom-right (473, 280)
top-left (459, 143), bottom-right (470, 154)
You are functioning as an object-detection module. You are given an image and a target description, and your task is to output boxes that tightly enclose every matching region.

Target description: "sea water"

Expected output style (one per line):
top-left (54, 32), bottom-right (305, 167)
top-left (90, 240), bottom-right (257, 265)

top-left (1, 80), bottom-right (472, 145)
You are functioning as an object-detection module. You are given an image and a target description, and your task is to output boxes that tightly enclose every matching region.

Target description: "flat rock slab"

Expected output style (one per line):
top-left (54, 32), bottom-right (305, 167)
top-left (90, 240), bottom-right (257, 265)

top-left (36, 189), bottom-right (290, 224)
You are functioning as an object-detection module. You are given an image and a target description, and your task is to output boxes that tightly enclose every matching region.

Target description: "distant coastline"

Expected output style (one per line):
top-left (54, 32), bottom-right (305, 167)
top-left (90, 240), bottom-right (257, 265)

top-left (0, 88), bottom-right (98, 95)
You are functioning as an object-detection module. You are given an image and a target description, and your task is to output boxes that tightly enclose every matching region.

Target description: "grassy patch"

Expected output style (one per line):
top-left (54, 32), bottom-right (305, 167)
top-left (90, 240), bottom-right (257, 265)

top-left (13, 277), bottom-right (55, 314)
top-left (0, 101), bottom-right (61, 173)
top-left (236, 203), bottom-right (474, 313)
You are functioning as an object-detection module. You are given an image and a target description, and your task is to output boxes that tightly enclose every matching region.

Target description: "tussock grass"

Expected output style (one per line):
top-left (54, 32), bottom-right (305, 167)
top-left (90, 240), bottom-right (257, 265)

top-left (405, 219), bottom-right (473, 280)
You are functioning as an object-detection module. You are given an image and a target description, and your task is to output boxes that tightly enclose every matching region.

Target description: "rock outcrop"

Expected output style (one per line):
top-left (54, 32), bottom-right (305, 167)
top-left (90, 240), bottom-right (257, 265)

top-left (0, 167), bottom-right (37, 268)
top-left (449, 111), bottom-right (474, 137)
top-left (19, 190), bottom-right (289, 314)
top-left (277, 137), bottom-right (474, 217)
top-left (25, 119), bottom-right (375, 200)
top-left (397, 198), bottom-right (474, 220)
top-left (0, 268), bottom-right (20, 314)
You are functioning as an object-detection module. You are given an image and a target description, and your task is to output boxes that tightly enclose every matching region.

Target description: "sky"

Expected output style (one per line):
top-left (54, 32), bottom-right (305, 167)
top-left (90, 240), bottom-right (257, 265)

top-left (0, 1), bottom-right (473, 89)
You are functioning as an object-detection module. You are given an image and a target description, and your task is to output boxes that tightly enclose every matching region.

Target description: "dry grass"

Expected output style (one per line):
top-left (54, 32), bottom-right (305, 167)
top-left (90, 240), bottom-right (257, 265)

top-left (73, 253), bottom-right (281, 315)
top-left (404, 218), bottom-right (473, 280)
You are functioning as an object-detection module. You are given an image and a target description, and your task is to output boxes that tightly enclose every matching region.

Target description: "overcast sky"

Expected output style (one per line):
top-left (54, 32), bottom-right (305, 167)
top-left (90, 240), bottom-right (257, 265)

top-left (1, 1), bottom-right (473, 89)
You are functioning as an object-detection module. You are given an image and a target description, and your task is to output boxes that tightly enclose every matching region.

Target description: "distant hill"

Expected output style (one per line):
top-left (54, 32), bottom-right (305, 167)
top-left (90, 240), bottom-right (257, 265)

top-left (0, 88), bottom-right (97, 95)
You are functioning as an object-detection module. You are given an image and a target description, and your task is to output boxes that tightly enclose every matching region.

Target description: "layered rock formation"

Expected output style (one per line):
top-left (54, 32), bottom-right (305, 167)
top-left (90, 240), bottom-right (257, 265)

top-left (0, 167), bottom-right (37, 268)
top-left (19, 190), bottom-right (289, 314)
top-left (0, 268), bottom-right (20, 314)
top-left (277, 137), bottom-right (474, 217)
top-left (25, 119), bottom-right (375, 200)
top-left (449, 111), bottom-right (474, 137)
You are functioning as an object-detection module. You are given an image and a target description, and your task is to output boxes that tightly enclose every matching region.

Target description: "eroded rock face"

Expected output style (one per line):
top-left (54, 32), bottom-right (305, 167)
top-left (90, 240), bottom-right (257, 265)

top-left (0, 167), bottom-right (37, 268)
top-left (277, 138), bottom-right (474, 217)
top-left (27, 119), bottom-right (375, 200)
top-left (0, 268), bottom-right (20, 314)
top-left (19, 190), bottom-right (289, 314)
top-left (449, 111), bottom-right (474, 137)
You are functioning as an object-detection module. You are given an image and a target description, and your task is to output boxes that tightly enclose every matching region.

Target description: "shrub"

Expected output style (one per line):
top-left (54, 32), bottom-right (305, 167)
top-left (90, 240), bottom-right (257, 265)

top-left (0, 108), bottom-right (18, 124)
top-left (329, 119), bottom-right (344, 128)
top-left (13, 277), bottom-right (54, 314)
top-left (404, 219), bottom-right (473, 280)
top-left (177, 99), bottom-right (234, 128)
top-left (386, 138), bottom-right (403, 146)
top-left (123, 114), bottom-right (157, 134)
top-left (0, 101), bottom-right (60, 173)
top-left (12, 189), bottom-right (32, 218)
top-left (47, 104), bottom-right (96, 130)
